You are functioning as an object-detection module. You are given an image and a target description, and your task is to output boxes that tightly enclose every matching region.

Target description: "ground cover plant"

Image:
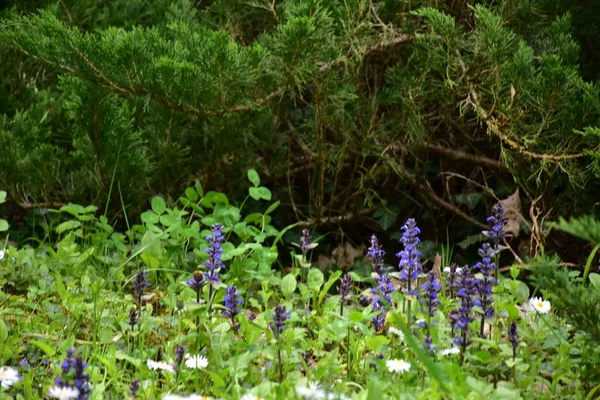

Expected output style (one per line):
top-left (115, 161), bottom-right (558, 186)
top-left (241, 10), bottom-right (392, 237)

top-left (0, 171), bottom-right (596, 399)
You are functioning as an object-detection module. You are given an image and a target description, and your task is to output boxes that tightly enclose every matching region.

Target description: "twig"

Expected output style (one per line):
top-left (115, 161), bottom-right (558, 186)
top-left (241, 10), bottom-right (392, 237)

top-left (297, 206), bottom-right (378, 227)
top-left (425, 143), bottom-right (508, 172)
top-left (318, 35), bottom-right (413, 71)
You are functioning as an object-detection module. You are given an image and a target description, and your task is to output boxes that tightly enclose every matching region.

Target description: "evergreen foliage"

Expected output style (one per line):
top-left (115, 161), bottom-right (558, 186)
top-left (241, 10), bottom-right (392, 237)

top-left (0, 0), bottom-right (599, 240)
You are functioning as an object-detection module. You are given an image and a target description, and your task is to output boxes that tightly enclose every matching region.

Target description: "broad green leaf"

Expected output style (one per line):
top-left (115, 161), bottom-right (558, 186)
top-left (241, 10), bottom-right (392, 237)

top-left (202, 191), bottom-right (229, 207)
top-left (194, 181), bottom-right (204, 197)
top-left (185, 187), bottom-right (198, 201)
top-left (0, 319), bottom-right (7, 343)
top-left (249, 187), bottom-right (271, 201)
top-left (589, 272), bottom-right (600, 290)
top-left (244, 213), bottom-right (262, 224)
top-left (247, 169), bottom-right (260, 187)
top-left (30, 340), bottom-right (56, 356)
top-left (318, 270), bottom-right (342, 306)
top-left (151, 196), bottom-right (166, 215)
top-left (282, 274), bottom-right (297, 298)
top-left (0, 219), bottom-right (8, 232)
top-left (56, 220), bottom-right (81, 234)
top-left (307, 269), bottom-right (324, 291)
top-left (0, 191), bottom-right (6, 203)
top-left (82, 205), bottom-right (98, 213)
top-left (140, 211), bottom-right (159, 224)
top-left (159, 214), bottom-right (179, 227)
top-left (367, 377), bottom-right (384, 400)
top-left (349, 311), bottom-right (365, 322)
top-left (366, 335), bottom-right (389, 352)
top-left (206, 371), bottom-right (226, 388)
top-left (515, 281), bottom-right (530, 302)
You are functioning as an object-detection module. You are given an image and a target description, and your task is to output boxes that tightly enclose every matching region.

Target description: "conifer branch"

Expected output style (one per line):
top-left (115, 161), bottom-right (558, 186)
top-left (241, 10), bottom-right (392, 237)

top-left (468, 87), bottom-right (599, 161)
top-left (11, 44), bottom-right (284, 118)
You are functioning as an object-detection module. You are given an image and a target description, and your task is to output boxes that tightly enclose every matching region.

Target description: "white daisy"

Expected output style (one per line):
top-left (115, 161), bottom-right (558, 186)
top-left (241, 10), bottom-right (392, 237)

top-left (0, 249), bottom-right (5, 261)
top-left (529, 297), bottom-right (551, 314)
top-left (388, 327), bottom-right (405, 341)
top-left (0, 366), bottom-right (21, 389)
top-left (439, 347), bottom-right (460, 356)
top-left (47, 386), bottom-right (80, 399)
top-left (184, 354), bottom-right (208, 369)
top-left (296, 382), bottom-right (326, 399)
top-left (163, 395), bottom-right (213, 400)
top-left (147, 359), bottom-right (176, 373)
top-left (386, 359), bottom-right (411, 373)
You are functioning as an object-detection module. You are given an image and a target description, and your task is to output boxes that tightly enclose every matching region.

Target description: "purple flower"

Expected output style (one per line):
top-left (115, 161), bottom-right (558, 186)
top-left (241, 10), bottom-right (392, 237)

top-left (339, 273), bottom-right (353, 301)
top-left (474, 243), bottom-right (497, 322)
top-left (397, 218), bottom-right (422, 296)
top-left (300, 228), bottom-right (312, 253)
top-left (447, 263), bottom-right (461, 297)
top-left (129, 308), bottom-right (138, 331)
top-left (370, 296), bottom-right (386, 334)
top-left (367, 234), bottom-right (385, 274)
top-left (421, 270), bottom-right (441, 317)
top-left (56, 348), bottom-right (91, 400)
top-left (453, 268), bottom-right (479, 349)
top-left (130, 379), bottom-right (139, 398)
top-left (185, 271), bottom-right (204, 304)
top-left (268, 305), bottom-right (291, 336)
top-left (508, 321), bottom-right (518, 361)
top-left (338, 273), bottom-right (353, 315)
top-left (222, 285), bottom-right (243, 332)
top-left (175, 344), bottom-right (186, 368)
top-left (484, 203), bottom-right (508, 249)
top-left (358, 294), bottom-right (371, 307)
top-left (371, 273), bottom-right (394, 305)
top-left (202, 224), bottom-right (226, 286)
top-left (132, 270), bottom-right (150, 305)
top-left (420, 270), bottom-right (441, 351)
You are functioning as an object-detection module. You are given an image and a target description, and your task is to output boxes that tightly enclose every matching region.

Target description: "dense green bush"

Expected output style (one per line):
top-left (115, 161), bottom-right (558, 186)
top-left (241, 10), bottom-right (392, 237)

top-left (0, 0), bottom-right (599, 252)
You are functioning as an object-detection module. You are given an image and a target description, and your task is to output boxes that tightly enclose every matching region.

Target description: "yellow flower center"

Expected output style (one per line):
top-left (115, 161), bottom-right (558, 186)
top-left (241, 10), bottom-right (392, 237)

top-left (536, 302), bottom-right (544, 308)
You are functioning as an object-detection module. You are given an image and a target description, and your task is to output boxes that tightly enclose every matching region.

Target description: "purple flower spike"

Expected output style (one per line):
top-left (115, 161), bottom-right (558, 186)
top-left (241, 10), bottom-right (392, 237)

top-left (421, 270), bottom-right (441, 317)
top-left (130, 379), bottom-right (140, 398)
top-left (202, 224), bottom-right (226, 286)
top-left (453, 268), bottom-right (478, 349)
top-left (223, 285), bottom-right (243, 332)
top-left (370, 296), bottom-right (386, 334)
top-left (474, 243), bottom-right (497, 323)
top-left (367, 234), bottom-right (386, 274)
top-left (484, 203), bottom-right (508, 250)
top-left (371, 273), bottom-right (394, 305)
top-left (338, 273), bottom-right (353, 315)
top-left (132, 270), bottom-right (150, 305)
top-left (269, 305), bottom-right (291, 336)
top-left (508, 321), bottom-right (518, 361)
top-left (397, 218), bottom-right (422, 296)
top-left (55, 348), bottom-right (91, 400)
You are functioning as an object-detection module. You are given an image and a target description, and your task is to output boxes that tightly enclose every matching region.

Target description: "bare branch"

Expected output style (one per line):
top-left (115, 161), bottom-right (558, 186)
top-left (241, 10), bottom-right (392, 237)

top-left (425, 143), bottom-right (508, 172)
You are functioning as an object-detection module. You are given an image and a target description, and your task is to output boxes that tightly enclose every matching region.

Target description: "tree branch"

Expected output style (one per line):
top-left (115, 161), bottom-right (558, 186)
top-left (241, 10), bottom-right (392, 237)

top-left (425, 143), bottom-right (508, 172)
top-left (12, 44), bottom-right (284, 118)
